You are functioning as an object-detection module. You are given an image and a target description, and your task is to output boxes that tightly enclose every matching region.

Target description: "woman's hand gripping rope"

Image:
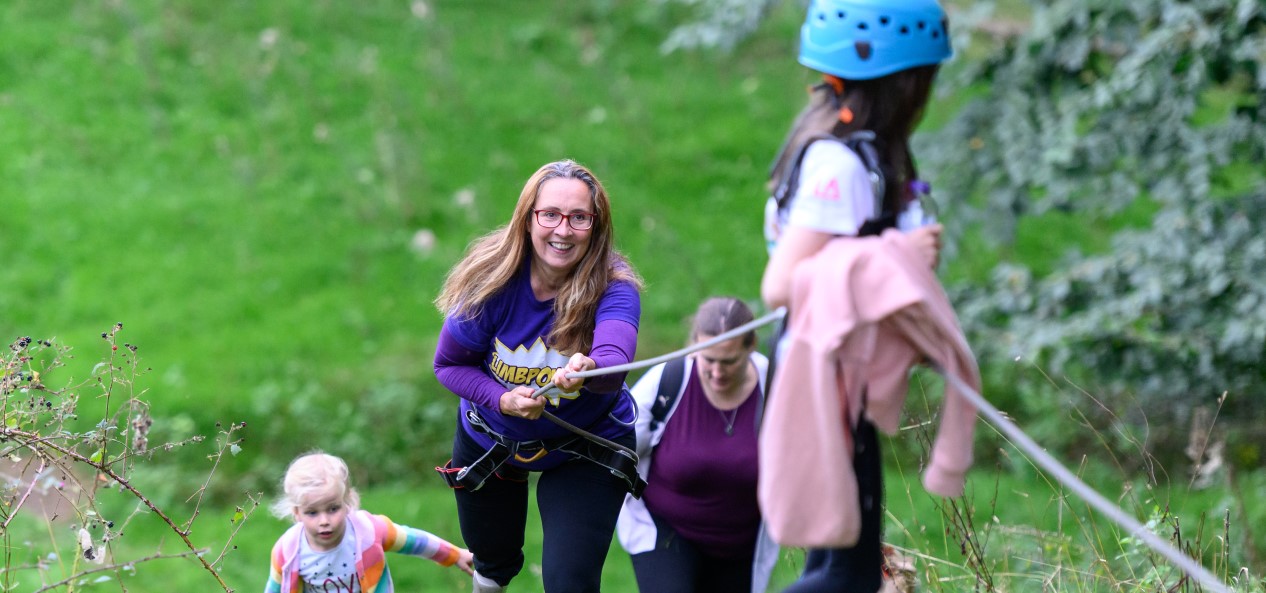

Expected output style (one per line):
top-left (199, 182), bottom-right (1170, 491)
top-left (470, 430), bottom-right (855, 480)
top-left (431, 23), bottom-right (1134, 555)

top-left (499, 353), bottom-right (593, 420)
top-left (498, 386), bottom-right (545, 420)
top-left (521, 308), bottom-right (788, 452)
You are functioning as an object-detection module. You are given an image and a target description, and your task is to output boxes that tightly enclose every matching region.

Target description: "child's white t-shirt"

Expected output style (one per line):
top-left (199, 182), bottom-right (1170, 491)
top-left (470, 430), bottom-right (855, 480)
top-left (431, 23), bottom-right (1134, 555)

top-left (764, 140), bottom-right (875, 254)
top-left (297, 530), bottom-right (361, 593)
top-left (786, 140), bottom-right (877, 236)
top-left (764, 138), bottom-right (934, 254)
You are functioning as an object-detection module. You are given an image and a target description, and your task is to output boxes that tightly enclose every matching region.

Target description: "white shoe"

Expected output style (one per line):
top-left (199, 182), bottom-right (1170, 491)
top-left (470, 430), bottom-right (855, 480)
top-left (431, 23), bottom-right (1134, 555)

top-left (472, 570), bottom-right (506, 593)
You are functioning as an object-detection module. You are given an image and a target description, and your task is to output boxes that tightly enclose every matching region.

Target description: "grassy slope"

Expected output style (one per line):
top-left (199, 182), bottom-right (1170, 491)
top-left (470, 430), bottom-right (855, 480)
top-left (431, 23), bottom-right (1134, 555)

top-left (3, 1), bottom-right (1261, 591)
top-left (0, 0), bottom-right (813, 480)
top-left (0, 1), bottom-right (811, 590)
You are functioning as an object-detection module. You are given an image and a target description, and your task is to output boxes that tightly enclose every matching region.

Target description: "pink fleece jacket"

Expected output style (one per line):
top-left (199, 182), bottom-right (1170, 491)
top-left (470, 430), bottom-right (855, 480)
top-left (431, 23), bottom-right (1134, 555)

top-left (758, 229), bottom-right (981, 548)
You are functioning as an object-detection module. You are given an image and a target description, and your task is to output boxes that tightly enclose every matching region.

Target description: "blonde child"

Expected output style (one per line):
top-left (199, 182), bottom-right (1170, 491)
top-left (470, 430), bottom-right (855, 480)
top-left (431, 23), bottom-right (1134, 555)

top-left (265, 451), bottom-right (473, 592)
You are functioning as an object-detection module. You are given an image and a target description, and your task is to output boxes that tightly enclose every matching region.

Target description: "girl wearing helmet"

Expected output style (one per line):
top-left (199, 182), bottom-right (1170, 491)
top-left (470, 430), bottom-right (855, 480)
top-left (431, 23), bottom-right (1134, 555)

top-left (760, 0), bottom-right (952, 592)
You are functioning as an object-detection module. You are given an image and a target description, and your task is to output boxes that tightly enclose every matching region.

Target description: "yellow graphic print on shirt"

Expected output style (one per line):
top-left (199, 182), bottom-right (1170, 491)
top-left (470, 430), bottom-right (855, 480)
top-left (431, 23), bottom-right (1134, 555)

top-left (490, 338), bottom-right (576, 407)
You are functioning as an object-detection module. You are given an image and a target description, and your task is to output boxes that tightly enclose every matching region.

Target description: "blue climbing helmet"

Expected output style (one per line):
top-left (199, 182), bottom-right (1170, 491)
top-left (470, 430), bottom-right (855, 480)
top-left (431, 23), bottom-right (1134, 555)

top-left (798, 0), bottom-right (952, 80)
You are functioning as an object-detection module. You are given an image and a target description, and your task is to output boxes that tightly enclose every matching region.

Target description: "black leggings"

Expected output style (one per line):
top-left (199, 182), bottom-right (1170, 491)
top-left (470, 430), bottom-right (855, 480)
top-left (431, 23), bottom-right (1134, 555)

top-left (783, 416), bottom-right (885, 593)
top-left (628, 514), bottom-right (754, 593)
top-left (451, 424), bottom-right (634, 593)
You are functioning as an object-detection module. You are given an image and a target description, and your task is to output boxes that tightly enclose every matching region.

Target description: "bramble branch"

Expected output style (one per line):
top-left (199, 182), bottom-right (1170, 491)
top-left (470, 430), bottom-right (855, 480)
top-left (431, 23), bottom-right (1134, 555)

top-left (31, 548), bottom-right (208, 593)
top-left (0, 426), bottom-right (233, 592)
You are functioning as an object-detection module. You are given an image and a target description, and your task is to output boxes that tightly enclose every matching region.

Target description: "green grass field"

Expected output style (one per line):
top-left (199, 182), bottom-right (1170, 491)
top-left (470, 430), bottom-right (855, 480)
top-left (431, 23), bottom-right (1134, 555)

top-left (1, 0), bottom-right (813, 479)
top-left (2, 0), bottom-right (1262, 591)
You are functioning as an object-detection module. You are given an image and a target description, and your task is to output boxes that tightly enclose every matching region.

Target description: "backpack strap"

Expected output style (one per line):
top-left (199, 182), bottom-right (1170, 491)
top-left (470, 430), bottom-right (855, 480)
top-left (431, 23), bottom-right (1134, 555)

top-left (649, 358), bottom-right (687, 435)
top-left (772, 131), bottom-right (891, 236)
top-left (843, 131), bottom-right (886, 215)
top-left (842, 130), bottom-right (901, 236)
top-left (753, 350), bottom-right (773, 433)
top-left (772, 133), bottom-right (836, 211)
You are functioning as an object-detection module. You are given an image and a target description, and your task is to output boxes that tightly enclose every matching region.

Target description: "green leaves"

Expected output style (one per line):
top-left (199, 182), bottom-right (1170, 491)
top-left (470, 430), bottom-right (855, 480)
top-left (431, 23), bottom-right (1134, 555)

top-left (926, 0), bottom-right (1266, 433)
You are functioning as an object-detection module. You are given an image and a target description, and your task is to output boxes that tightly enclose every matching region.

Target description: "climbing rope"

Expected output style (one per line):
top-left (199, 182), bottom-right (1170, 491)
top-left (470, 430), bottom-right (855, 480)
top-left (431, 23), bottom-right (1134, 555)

top-left (931, 364), bottom-right (1229, 593)
top-left (527, 307), bottom-right (788, 455)
top-left (529, 307), bottom-right (788, 399)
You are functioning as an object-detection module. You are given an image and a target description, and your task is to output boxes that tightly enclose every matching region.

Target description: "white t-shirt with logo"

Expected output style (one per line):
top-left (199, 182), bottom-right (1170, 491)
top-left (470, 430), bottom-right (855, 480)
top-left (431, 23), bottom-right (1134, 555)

top-left (764, 139), bottom-right (933, 253)
top-left (787, 140), bottom-right (876, 236)
top-left (297, 530), bottom-right (361, 593)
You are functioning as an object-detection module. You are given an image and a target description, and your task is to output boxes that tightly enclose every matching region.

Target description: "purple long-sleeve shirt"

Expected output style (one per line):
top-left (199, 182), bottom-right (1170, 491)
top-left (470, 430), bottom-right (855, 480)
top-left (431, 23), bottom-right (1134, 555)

top-left (434, 319), bottom-right (637, 409)
top-left (433, 262), bottom-right (640, 469)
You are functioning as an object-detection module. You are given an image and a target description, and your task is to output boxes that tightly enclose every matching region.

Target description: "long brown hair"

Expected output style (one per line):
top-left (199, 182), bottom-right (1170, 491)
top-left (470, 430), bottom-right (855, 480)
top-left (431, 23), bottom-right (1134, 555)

top-left (435, 160), bottom-right (643, 355)
top-left (769, 65), bottom-right (940, 215)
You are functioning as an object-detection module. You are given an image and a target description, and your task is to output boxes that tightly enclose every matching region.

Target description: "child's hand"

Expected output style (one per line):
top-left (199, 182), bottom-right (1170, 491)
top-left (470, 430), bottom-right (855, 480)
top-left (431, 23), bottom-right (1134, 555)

top-left (908, 223), bottom-right (943, 270)
top-left (553, 353), bottom-right (593, 393)
top-left (455, 548), bottom-right (475, 575)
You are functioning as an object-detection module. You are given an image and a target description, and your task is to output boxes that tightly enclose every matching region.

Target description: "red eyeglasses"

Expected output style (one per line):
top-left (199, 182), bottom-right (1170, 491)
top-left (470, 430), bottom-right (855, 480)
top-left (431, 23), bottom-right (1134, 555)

top-left (532, 209), bottom-right (595, 230)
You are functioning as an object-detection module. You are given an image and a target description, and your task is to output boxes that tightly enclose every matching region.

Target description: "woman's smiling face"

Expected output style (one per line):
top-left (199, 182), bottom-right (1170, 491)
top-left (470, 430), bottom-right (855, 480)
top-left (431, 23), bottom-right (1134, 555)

top-left (529, 177), bottom-right (594, 280)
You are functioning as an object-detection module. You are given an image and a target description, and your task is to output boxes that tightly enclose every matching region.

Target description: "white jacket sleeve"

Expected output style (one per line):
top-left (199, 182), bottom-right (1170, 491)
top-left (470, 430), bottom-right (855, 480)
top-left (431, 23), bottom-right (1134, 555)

top-left (618, 362), bottom-right (668, 555)
top-left (628, 363), bottom-right (664, 460)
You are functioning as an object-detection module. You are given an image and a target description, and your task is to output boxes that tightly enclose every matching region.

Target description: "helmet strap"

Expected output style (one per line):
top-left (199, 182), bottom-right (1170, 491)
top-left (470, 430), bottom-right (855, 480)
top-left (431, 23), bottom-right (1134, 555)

top-left (822, 75), bottom-right (854, 124)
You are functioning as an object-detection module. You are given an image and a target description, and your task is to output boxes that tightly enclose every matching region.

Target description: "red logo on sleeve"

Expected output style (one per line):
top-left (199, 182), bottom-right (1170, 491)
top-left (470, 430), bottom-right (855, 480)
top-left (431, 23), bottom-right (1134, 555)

top-left (812, 178), bottom-right (841, 201)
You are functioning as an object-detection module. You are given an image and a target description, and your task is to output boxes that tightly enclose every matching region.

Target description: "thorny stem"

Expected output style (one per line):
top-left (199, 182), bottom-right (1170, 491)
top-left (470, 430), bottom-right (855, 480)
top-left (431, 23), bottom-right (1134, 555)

top-left (184, 423), bottom-right (244, 531)
top-left (31, 548), bottom-right (208, 593)
top-left (210, 492), bottom-right (261, 571)
top-left (40, 514), bottom-right (65, 584)
top-left (1, 457), bottom-right (48, 531)
top-left (1, 427), bottom-right (233, 593)
top-left (98, 327), bottom-right (123, 477)
top-left (1225, 464), bottom-right (1259, 570)
top-left (943, 494), bottom-right (994, 592)
top-left (1186, 392), bottom-right (1227, 491)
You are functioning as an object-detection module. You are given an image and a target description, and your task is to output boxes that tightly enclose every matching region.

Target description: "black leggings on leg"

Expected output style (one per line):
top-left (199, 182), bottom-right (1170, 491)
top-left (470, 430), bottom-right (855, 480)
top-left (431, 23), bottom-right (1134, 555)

top-left (451, 424), bottom-right (634, 593)
top-left (783, 416), bottom-right (885, 593)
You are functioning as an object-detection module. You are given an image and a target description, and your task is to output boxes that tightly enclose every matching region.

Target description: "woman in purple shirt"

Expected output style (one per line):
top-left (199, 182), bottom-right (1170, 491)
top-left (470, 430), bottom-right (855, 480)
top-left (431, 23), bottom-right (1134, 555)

top-left (433, 160), bottom-right (643, 593)
top-left (616, 297), bottom-right (770, 593)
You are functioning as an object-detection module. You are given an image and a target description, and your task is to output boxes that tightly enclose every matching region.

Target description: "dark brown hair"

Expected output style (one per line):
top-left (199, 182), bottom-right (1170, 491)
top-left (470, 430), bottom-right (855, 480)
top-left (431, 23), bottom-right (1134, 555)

top-left (769, 65), bottom-right (940, 215)
top-left (690, 297), bottom-right (756, 348)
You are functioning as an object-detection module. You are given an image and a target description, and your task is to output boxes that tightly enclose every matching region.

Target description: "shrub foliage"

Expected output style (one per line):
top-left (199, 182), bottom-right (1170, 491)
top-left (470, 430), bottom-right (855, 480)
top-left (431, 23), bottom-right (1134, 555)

top-left (923, 1), bottom-right (1266, 432)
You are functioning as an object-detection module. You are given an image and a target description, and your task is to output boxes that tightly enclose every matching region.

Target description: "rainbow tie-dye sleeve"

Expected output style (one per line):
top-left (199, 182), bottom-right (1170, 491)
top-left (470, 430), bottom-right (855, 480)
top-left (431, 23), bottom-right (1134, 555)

top-left (379, 515), bottom-right (462, 566)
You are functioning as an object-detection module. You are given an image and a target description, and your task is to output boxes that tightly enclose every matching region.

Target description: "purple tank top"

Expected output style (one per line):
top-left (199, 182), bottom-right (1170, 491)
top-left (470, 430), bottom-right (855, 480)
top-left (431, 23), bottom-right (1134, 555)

top-left (642, 365), bottom-right (761, 559)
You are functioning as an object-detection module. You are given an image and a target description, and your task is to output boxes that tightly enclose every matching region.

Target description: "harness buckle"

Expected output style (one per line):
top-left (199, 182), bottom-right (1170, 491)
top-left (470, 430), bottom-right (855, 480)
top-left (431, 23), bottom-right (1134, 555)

top-left (436, 439), bottom-right (516, 491)
top-left (557, 439), bottom-right (647, 499)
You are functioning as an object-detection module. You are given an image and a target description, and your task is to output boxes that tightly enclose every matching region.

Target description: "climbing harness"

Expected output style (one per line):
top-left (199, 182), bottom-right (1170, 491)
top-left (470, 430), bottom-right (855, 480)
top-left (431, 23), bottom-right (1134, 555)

top-left (436, 407), bottom-right (646, 498)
